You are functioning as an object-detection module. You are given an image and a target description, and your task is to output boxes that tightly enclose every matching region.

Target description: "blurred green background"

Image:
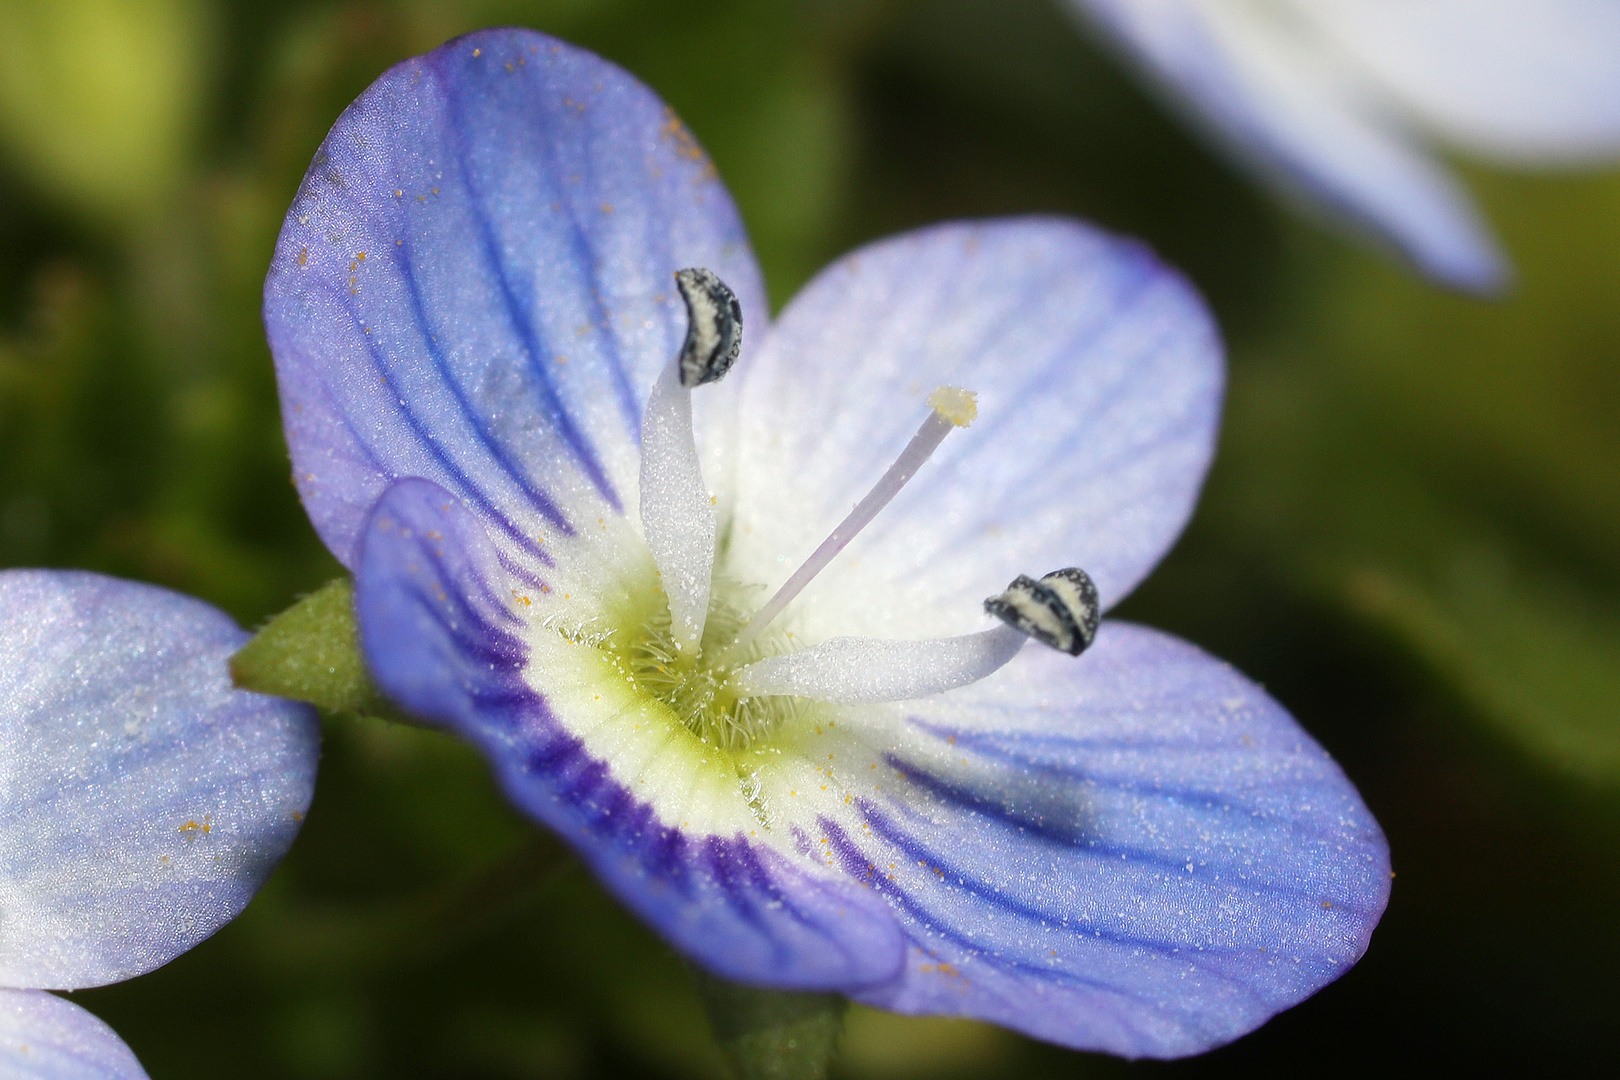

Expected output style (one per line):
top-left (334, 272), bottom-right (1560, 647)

top-left (3, 0), bottom-right (1617, 1075)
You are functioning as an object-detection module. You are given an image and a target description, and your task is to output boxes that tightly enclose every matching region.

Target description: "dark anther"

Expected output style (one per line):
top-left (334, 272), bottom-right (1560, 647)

top-left (983, 567), bottom-right (1101, 656)
top-left (675, 267), bottom-right (743, 388)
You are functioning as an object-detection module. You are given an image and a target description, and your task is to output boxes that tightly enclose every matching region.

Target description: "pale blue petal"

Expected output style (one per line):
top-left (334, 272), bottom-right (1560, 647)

top-left (725, 218), bottom-right (1222, 642)
top-left (1068, 0), bottom-right (1509, 292)
top-left (0, 571), bottom-right (319, 991)
top-left (0, 990), bottom-right (148, 1080)
top-left (352, 478), bottom-right (907, 989)
top-left (1307, 0), bottom-right (1620, 162)
top-left (831, 623), bottom-right (1389, 1058)
top-left (264, 27), bottom-right (767, 568)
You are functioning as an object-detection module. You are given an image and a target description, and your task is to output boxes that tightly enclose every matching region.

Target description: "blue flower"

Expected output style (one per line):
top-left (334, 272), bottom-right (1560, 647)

top-left (263, 28), bottom-right (1388, 1059)
top-left (1066, 0), bottom-right (1620, 292)
top-left (0, 571), bottom-right (319, 1079)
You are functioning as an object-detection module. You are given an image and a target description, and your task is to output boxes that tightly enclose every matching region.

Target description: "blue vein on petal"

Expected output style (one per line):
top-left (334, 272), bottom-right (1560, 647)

top-left (506, 725), bottom-right (886, 960)
top-left (874, 757), bottom-right (1380, 919)
top-left (816, 814), bottom-right (1263, 1031)
top-left (830, 809), bottom-right (1300, 1010)
top-left (705, 834), bottom-right (884, 972)
top-left (336, 293), bottom-right (555, 559)
top-left (857, 254), bottom-right (1168, 547)
top-left (529, 73), bottom-right (643, 439)
top-left (498, 551), bottom-right (552, 592)
top-left (502, 43), bottom-right (643, 437)
top-left (435, 46), bottom-right (628, 509)
top-left (899, 720), bottom-right (1365, 830)
top-left (387, 234), bottom-right (580, 536)
top-left (886, 731), bottom-right (1380, 873)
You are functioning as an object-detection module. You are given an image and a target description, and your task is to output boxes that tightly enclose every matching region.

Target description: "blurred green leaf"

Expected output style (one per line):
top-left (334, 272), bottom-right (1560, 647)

top-left (0, 0), bottom-right (213, 220)
top-left (1207, 168), bottom-right (1620, 786)
top-left (1346, 559), bottom-right (1620, 783)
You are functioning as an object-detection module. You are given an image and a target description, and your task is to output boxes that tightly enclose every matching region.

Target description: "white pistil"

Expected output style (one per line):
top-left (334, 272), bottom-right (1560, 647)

top-left (729, 386), bottom-right (977, 653)
top-left (731, 623), bottom-right (1026, 705)
top-left (638, 268), bottom-right (744, 653)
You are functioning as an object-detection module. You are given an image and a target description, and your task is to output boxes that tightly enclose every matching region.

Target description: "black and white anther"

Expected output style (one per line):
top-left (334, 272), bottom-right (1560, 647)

top-left (984, 567), bottom-right (1102, 656)
top-left (675, 268), bottom-right (743, 388)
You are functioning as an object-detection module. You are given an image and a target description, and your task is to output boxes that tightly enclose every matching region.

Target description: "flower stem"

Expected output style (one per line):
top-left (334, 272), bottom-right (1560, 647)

top-left (692, 969), bottom-right (847, 1080)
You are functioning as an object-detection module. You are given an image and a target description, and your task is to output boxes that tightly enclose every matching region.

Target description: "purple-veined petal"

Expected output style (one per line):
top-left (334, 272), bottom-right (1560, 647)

top-left (265, 27), bottom-right (767, 570)
top-left (0, 571), bottom-right (318, 991)
top-left (1303, 0), bottom-right (1620, 163)
top-left (795, 622), bottom-right (1389, 1058)
top-left (0, 989), bottom-right (148, 1080)
top-left (724, 218), bottom-right (1222, 642)
top-left (1067, 0), bottom-right (1508, 292)
top-left (352, 477), bottom-right (907, 989)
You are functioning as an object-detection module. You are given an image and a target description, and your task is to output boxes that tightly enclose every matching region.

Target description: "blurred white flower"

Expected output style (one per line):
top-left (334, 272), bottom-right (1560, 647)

top-left (1066, 0), bottom-right (1620, 291)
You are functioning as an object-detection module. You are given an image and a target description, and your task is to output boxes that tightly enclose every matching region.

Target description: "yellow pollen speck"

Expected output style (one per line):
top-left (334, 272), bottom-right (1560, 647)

top-left (927, 385), bottom-right (977, 426)
top-left (473, 48), bottom-right (481, 57)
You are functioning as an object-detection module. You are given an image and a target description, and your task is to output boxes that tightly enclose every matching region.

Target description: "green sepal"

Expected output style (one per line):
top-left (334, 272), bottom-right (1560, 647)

top-left (230, 577), bottom-right (417, 725)
top-left (693, 969), bottom-right (847, 1080)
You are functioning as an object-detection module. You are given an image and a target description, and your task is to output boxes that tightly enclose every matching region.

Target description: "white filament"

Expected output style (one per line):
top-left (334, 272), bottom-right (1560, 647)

top-left (731, 624), bottom-right (1026, 705)
top-left (639, 358), bottom-right (716, 652)
top-left (730, 399), bottom-right (968, 652)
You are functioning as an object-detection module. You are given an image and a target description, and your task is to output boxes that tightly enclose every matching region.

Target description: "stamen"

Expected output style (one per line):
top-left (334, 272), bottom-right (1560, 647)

top-left (984, 567), bottom-right (1101, 656)
top-left (729, 386), bottom-right (977, 652)
top-left (730, 624), bottom-right (1026, 705)
top-left (639, 268), bottom-right (743, 652)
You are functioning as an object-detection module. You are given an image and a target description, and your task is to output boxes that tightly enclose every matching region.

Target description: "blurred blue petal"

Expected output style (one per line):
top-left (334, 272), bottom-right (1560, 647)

top-left (264, 27), bottom-right (767, 568)
top-left (1305, 0), bottom-right (1620, 162)
top-left (0, 989), bottom-right (147, 1080)
top-left (1066, 0), bottom-right (1620, 290)
top-left (841, 624), bottom-right (1389, 1058)
top-left (729, 218), bottom-right (1221, 638)
top-left (353, 478), bottom-right (908, 989)
top-left (0, 570), bottom-right (319, 990)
